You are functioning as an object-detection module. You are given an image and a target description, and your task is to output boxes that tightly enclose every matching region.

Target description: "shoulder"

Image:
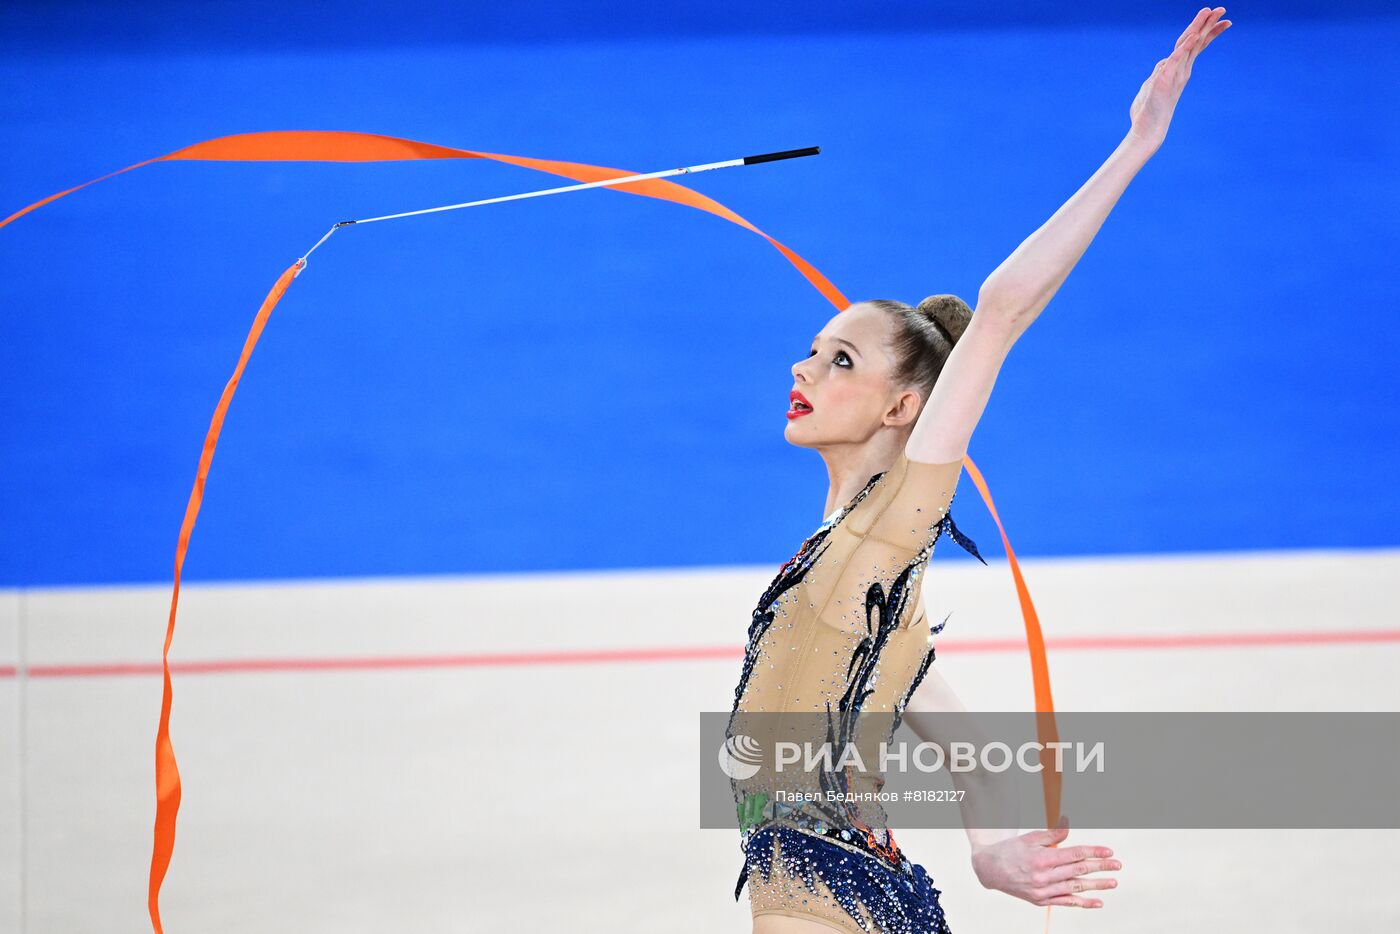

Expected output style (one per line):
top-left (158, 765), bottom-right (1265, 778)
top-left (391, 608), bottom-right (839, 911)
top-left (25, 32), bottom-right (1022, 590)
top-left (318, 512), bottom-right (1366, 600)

top-left (846, 450), bottom-right (964, 555)
top-left (896, 448), bottom-right (964, 484)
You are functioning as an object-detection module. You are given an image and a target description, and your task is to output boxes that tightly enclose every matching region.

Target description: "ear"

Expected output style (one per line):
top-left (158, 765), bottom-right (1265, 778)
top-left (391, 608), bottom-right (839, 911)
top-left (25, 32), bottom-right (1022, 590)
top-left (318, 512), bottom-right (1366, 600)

top-left (883, 386), bottom-right (923, 427)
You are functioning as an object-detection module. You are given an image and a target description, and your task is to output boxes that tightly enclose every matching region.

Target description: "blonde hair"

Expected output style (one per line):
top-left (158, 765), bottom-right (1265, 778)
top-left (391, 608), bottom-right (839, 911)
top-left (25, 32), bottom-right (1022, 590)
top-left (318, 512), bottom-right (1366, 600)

top-left (864, 294), bottom-right (974, 400)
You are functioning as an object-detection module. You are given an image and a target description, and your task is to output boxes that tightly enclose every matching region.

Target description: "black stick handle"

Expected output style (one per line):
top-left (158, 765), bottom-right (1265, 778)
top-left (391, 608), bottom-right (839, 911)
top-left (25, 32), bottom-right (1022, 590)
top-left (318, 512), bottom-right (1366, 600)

top-left (743, 146), bottom-right (820, 166)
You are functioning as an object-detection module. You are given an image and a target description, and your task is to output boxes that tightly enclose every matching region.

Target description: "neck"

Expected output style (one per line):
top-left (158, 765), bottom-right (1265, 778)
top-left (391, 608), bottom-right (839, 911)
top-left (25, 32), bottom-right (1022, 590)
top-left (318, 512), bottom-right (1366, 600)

top-left (818, 434), bottom-right (906, 520)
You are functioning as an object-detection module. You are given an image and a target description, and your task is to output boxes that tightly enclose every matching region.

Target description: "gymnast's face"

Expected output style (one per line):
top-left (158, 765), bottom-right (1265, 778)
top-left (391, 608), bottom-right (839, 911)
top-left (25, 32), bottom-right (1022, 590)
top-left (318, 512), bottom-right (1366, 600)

top-left (785, 302), bottom-right (918, 448)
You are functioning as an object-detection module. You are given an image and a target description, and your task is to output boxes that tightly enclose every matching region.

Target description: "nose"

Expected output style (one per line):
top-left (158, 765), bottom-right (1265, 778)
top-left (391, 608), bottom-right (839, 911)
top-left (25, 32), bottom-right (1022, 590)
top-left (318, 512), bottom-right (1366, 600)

top-left (791, 356), bottom-right (811, 381)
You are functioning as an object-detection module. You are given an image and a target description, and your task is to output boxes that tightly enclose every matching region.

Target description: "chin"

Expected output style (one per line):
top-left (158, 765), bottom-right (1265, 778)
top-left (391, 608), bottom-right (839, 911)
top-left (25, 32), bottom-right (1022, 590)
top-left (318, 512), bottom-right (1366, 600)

top-left (782, 422), bottom-right (817, 448)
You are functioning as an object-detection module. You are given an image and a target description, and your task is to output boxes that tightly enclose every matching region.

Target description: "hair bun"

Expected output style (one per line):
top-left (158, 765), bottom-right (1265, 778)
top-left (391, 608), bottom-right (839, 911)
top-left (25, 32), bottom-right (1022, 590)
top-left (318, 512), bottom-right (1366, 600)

top-left (915, 294), bottom-right (973, 345)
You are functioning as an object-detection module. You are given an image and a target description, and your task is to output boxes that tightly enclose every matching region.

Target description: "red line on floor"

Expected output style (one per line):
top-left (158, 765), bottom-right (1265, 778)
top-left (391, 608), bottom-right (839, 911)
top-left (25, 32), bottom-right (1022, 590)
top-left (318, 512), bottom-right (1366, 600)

top-left (6, 628), bottom-right (1400, 679)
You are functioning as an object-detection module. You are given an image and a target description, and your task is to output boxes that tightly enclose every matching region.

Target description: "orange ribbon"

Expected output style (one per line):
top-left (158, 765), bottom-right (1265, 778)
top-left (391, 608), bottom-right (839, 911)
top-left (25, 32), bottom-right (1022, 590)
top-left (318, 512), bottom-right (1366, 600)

top-left (2, 130), bottom-right (1059, 930)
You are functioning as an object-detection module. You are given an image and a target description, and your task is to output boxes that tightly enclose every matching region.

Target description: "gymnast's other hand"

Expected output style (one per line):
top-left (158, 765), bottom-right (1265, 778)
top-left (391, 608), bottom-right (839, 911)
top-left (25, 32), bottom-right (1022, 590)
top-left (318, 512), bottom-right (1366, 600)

top-left (969, 816), bottom-right (1121, 909)
top-left (1127, 6), bottom-right (1231, 152)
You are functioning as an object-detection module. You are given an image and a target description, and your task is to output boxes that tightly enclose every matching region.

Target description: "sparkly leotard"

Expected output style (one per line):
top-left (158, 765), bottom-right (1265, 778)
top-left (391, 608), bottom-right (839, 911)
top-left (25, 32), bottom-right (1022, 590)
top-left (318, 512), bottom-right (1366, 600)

top-left (728, 450), bottom-right (983, 933)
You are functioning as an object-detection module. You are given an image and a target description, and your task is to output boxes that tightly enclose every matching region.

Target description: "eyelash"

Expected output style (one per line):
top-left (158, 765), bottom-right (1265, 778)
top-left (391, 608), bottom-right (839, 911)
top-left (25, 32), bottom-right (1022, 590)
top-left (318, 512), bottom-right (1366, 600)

top-left (808, 348), bottom-right (852, 367)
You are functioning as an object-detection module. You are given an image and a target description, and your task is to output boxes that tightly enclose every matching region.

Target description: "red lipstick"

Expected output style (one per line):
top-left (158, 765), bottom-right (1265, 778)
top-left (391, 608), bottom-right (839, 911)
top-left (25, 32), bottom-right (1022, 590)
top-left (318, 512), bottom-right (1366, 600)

top-left (788, 390), bottom-right (813, 420)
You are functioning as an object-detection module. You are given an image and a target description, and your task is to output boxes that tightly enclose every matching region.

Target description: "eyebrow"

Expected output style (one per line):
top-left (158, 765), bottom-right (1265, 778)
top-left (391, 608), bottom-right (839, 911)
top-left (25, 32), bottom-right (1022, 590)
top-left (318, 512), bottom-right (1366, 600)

top-left (812, 335), bottom-right (862, 358)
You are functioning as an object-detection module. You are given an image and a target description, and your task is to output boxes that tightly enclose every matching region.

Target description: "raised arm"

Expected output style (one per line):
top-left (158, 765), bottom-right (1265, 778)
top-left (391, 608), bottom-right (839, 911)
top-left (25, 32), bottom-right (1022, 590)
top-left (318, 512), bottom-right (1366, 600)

top-left (907, 6), bottom-right (1231, 465)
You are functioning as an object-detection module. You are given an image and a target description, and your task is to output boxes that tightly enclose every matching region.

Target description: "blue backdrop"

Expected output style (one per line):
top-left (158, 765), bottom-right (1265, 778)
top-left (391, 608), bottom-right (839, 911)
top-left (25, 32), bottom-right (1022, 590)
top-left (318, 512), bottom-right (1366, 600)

top-left (2, 2), bottom-right (1397, 587)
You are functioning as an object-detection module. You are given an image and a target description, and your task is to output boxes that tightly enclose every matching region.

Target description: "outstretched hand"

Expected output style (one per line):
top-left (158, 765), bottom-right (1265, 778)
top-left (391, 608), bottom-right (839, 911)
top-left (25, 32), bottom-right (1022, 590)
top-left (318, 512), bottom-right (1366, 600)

top-left (970, 816), bottom-right (1121, 909)
top-left (1128, 6), bottom-right (1232, 151)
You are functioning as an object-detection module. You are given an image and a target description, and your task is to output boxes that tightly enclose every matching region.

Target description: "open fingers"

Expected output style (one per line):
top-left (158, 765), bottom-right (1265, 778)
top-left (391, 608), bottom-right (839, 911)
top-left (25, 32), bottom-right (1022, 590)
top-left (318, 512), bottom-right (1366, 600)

top-left (1168, 10), bottom-right (1227, 85)
top-left (1173, 7), bottom-right (1214, 49)
top-left (1183, 13), bottom-right (1230, 81)
top-left (1194, 16), bottom-right (1232, 57)
top-left (1034, 874), bottom-right (1118, 907)
top-left (1188, 10), bottom-right (1230, 58)
top-left (1042, 856), bottom-right (1122, 885)
top-left (1165, 25), bottom-right (1201, 76)
top-left (1171, 8), bottom-right (1224, 59)
top-left (1048, 843), bottom-right (1115, 863)
top-left (1044, 894), bottom-right (1105, 909)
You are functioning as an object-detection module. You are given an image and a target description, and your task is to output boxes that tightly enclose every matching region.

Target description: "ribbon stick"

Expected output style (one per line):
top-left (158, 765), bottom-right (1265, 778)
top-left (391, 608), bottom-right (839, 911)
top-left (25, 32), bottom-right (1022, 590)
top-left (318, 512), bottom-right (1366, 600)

top-left (1, 130), bottom-right (1058, 931)
top-left (294, 145), bottom-right (822, 271)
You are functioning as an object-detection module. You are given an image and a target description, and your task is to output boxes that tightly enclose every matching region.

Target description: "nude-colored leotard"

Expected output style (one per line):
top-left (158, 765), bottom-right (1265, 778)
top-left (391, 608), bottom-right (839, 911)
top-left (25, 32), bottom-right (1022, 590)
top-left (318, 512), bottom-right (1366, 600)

top-left (728, 450), bottom-right (964, 932)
